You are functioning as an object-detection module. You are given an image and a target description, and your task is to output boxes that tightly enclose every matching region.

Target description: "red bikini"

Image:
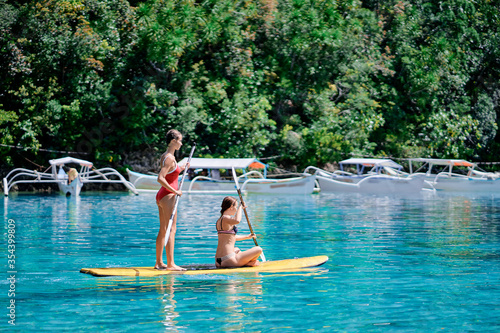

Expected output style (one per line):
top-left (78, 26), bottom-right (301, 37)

top-left (156, 161), bottom-right (181, 203)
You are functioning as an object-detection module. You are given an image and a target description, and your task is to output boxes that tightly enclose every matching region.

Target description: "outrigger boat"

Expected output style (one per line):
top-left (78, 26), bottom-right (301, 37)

top-left (127, 157), bottom-right (316, 194)
top-left (305, 158), bottom-right (426, 194)
top-left (3, 157), bottom-right (138, 196)
top-left (408, 158), bottom-right (500, 192)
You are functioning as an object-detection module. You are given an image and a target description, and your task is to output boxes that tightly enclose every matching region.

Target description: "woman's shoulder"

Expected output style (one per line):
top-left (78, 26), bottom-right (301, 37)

top-left (220, 215), bottom-right (238, 224)
top-left (160, 153), bottom-right (176, 167)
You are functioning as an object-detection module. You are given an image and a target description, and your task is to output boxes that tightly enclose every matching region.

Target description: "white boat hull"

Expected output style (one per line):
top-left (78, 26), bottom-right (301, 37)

top-left (127, 169), bottom-right (236, 193)
top-left (317, 175), bottom-right (425, 194)
top-left (242, 175), bottom-right (316, 194)
top-left (126, 169), bottom-right (161, 190)
top-left (430, 176), bottom-right (500, 192)
top-left (127, 169), bottom-right (316, 194)
top-left (57, 177), bottom-right (83, 196)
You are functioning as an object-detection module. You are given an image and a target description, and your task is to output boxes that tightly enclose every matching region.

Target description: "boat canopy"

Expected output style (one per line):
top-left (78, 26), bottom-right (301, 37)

top-left (340, 158), bottom-right (403, 169)
top-left (338, 158), bottom-right (404, 175)
top-left (178, 157), bottom-right (266, 170)
top-left (49, 157), bottom-right (93, 167)
top-left (408, 158), bottom-right (475, 167)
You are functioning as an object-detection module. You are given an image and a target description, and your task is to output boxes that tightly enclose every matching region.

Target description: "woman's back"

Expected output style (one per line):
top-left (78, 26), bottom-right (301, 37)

top-left (215, 215), bottom-right (238, 257)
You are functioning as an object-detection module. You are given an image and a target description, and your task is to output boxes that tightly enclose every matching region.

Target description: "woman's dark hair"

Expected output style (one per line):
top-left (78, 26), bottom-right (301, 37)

top-left (220, 196), bottom-right (237, 215)
top-left (166, 129), bottom-right (182, 145)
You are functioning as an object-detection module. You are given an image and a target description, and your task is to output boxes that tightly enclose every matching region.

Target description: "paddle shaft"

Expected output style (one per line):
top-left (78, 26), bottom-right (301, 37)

top-left (231, 167), bottom-right (266, 261)
top-left (235, 187), bottom-right (259, 247)
top-left (164, 144), bottom-right (196, 247)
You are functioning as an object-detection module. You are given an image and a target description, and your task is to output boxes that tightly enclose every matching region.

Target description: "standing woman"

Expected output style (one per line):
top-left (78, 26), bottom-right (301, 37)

top-left (155, 129), bottom-right (189, 270)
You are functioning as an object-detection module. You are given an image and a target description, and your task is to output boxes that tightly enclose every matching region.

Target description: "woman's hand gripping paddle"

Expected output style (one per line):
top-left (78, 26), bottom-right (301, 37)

top-left (231, 167), bottom-right (267, 262)
top-left (164, 144), bottom-right (196, 247)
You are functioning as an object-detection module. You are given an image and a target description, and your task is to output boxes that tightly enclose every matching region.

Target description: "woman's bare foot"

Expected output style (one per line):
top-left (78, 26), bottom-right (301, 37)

top-left (154, 263), bottom-right (168, 270)
top-left (166, 264), bottom-right (186, 271)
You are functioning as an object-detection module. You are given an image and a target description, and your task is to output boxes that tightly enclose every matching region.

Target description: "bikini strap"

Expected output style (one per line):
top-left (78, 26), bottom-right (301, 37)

top-left (161, 153), bottom-right (178, 171)
top-left (218, 215), bottom-right (232, 232)
top-left (161, 153), bottom-right (170, 167)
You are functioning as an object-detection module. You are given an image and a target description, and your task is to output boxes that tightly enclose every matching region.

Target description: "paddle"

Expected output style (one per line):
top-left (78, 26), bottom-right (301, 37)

top-left (164, 144), bottom-right (196, 247)
top-left (231, 167), bottom-right (267, 262)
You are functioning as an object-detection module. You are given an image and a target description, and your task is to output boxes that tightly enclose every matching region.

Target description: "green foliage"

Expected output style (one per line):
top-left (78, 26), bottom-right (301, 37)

top-left (371, 0), bottom-right (500, 160)
top-left (261, 0), bottom-right (392, 167)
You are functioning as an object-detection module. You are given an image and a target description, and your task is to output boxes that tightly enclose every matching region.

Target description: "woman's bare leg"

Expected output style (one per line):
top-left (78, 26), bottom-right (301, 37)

top-left (234, 246), bottom-right (262, 267)
top-left (156, 195), bottom-right (185, 270)
top-left (165, 213), bottom-right (184, 270)
top-left (155, 202), bottom-right (168, 269)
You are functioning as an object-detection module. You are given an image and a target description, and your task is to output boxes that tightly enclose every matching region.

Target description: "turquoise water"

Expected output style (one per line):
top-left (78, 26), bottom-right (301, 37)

top-left (1, 191), bottom-right (500, 331)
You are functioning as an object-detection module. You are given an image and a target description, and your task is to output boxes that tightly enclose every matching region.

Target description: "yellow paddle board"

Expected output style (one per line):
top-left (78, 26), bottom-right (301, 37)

top-left (80, 255), bottom-right (328, 277)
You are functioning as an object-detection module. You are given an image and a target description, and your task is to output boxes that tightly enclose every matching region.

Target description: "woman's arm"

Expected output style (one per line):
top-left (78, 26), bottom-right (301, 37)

top-left (235, 204), bottom-right (247, 222)
top-left (223, 216), bottom-right (240, 227)
top-left (235, 233), bottom-right (256, 241)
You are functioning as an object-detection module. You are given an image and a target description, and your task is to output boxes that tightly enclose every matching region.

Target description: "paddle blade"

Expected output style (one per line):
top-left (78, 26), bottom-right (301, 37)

top-left (260, 252), bottom-right (267, 262)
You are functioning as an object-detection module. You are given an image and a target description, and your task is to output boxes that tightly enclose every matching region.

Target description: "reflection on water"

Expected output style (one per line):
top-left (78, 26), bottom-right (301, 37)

top-left (212, 275), bottom-right (263, 330)
top-left (156, 276), bottom-right (179, 332)
top-left (3, 196), bottom-right (8, 220)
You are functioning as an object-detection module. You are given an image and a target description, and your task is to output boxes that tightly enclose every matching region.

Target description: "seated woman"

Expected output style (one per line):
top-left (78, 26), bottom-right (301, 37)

top-left (215, 196), bottom-right (262, 268)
